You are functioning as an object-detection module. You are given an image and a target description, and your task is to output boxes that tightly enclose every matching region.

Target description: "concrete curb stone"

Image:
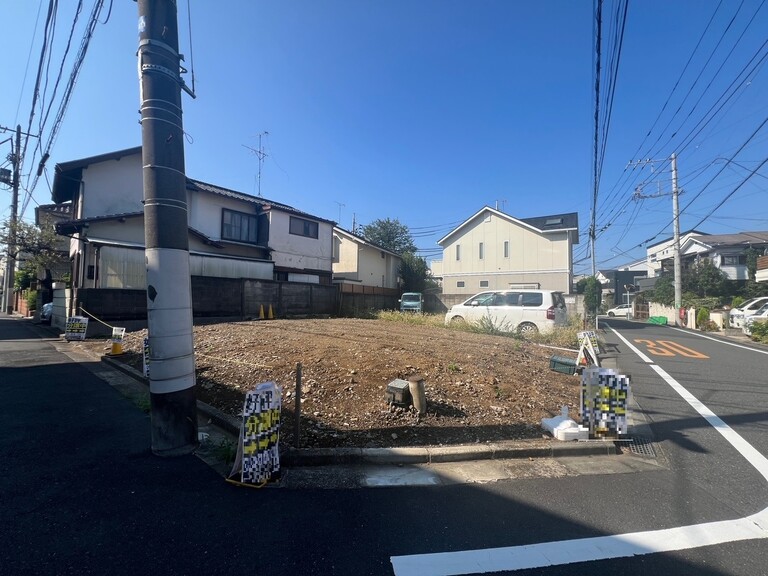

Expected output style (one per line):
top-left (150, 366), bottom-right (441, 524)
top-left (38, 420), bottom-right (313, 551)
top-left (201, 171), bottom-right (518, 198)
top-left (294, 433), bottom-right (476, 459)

top-left (100, 355), bottom-right (618, 467)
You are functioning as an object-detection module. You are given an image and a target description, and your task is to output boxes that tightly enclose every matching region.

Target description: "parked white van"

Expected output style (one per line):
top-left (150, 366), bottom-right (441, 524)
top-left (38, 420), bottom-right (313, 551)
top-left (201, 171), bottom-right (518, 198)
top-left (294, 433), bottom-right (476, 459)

top-left (444, 289), bottom-right (568, 337)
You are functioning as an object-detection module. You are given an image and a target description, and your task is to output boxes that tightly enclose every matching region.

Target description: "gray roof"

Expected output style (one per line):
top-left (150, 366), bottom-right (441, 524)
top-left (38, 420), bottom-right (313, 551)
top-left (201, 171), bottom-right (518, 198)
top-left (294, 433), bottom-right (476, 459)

top-left (438, 206), bottom-right (580, 246)
top-left (520, 212), bottom-right (579, 232)
top-left (186, 179), bottom-right (334, 224)
top-left (691, 232), bottom-right (768, 247)
top-left (50, 146), bottom-right (333, 225)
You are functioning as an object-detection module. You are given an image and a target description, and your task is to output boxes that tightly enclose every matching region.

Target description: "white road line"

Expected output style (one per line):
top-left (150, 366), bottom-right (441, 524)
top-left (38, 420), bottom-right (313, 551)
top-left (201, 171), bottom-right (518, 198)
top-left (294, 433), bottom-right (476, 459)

top-left (667, 326), bottom-right (768, 356)
top-left (390, 327), bottom-right (768, 576)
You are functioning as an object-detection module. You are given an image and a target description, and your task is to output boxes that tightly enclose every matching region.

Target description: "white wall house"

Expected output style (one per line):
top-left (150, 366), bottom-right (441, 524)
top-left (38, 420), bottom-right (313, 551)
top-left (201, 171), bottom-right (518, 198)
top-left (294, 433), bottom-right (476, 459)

top-left (432, 207), bottom-right (579, 296)
top-left (669, 232), bottom-right (768, 281)
top-left (332, 227), bottom-right (401, 289)
top-left (646, 230), bottom-right (707, 277)
top-left (51, 147), bottom-right (334, 291)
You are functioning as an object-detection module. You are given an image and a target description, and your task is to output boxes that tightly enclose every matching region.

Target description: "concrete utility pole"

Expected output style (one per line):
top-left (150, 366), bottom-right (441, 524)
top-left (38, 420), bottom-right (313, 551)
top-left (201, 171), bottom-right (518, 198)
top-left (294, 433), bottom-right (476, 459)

top-left (3, 125), bottom-right (21, 315)
top-left (137, 0), bottom-right (197, 455)
top-left (671, 153), bottom-right (682, 323)
top-left (630, 153), bottom-right (683, 325)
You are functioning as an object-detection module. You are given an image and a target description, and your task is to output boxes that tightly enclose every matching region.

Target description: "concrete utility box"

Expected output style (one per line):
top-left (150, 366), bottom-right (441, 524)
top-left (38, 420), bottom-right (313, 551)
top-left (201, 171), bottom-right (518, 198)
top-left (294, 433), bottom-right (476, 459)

top-left (385, 379), bottom-right (412, 406)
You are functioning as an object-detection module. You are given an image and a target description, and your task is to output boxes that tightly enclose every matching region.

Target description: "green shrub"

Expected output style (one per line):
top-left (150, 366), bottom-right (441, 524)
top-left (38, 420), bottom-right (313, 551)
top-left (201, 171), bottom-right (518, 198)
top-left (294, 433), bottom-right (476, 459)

top-left (25, 290), bottom-right (38, 311)
top-left (731, 296), bottom-right (745, 309)
top-left (750, 321), bottom-right (768, 343)
top-left (696, 307), bottom-right (720, 332)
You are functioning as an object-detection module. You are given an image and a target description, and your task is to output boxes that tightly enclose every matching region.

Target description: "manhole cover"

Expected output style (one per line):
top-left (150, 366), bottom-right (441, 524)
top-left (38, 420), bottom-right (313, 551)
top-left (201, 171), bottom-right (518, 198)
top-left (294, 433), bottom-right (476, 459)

top-left (627, 435), bottom-right (656, 457)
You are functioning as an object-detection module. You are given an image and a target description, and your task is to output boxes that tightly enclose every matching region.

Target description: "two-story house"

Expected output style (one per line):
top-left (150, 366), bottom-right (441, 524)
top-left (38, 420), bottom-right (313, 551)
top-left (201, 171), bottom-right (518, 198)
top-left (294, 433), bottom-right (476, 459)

top-left (646, 230), bottom-right (707, 277)
top-left (669, 232), bottom-right (768, 280)
top-left (332, 227), bottom-right (401, 290)
top-left (51, 147), bottom-right (334, 295)
top-left (433, 207), bottom-right (579, 295)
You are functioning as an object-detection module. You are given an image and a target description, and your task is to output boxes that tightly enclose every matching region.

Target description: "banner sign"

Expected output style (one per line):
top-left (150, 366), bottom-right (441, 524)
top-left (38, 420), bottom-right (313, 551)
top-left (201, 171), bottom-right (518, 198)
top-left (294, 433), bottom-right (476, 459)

top-left (64, 316), bottom-right (89, 341)
top-left (111, 326), bottom-right (125, 345)
top-left (580, 367), bottom-right (629, 439)
top-left (229, 382), bottom-right (282, 484)
top-left (142, 337), bottom-right (150, 378)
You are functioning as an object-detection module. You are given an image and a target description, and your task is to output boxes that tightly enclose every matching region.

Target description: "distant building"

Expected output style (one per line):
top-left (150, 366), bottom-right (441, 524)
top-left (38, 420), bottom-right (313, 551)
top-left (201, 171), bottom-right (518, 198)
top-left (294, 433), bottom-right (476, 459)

top-left (432, 207), bottom-right (579, 295)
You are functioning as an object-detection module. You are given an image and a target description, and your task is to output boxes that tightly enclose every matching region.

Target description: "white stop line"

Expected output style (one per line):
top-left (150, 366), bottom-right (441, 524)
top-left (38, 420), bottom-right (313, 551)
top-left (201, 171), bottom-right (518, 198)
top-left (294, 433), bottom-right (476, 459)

top-left (390, 327), bottom-right (768, 576)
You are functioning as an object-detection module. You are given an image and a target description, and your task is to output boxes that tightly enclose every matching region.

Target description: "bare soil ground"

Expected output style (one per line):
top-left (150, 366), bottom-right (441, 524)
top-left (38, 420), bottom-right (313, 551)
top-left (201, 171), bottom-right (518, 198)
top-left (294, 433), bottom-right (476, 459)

top-left (81, 318), bottom-right (581, 448)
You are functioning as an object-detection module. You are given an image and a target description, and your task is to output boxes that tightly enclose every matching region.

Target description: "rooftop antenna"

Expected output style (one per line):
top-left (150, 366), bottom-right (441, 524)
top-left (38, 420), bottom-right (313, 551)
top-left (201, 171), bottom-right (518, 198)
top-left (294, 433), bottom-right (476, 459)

top-left (242, 131), bottom-right (269, 197)
top-left (334, 201), bottom-right (345, 223)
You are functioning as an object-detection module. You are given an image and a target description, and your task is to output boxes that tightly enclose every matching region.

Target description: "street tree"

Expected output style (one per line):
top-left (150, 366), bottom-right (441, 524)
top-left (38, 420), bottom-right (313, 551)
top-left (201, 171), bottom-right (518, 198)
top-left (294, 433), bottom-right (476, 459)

top-left (0, 217), bottom-right (68, 286)
top-left (582, 276), bottom-right (602, 316)
top-left (683, 258), bottom-right (727, 298)
top-left (400, 252), bottom-right (439, 293)
top-left (360, 218), bottom-right (417, 255)
top-left (648, 274), bottom-right (675, 307)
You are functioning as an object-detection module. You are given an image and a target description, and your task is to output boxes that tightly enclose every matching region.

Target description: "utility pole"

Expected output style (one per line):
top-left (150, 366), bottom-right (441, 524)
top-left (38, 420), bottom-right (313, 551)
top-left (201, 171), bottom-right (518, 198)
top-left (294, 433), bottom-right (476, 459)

top-left (2, 125), bottom-right (21, 315)
top-left (631, 153), bottom-right (683, 324)
top-left (671, 153), bottom-right (682, 323)
top-left (137, 0), bottom-right (197, 456)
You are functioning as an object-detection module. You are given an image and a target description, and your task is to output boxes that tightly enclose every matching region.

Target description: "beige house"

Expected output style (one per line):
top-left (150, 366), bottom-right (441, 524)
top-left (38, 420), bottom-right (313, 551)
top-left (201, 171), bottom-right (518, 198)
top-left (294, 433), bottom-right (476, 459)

top-left (433, 207), bottom-right (578, 296)
top-left (332, 227), bottom-right (401, 289)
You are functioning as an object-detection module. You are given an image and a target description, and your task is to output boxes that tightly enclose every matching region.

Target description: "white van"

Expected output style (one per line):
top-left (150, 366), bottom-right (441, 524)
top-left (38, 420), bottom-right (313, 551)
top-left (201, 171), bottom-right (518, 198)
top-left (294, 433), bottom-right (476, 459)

top-left (444, 289), bottom-right (568, 336)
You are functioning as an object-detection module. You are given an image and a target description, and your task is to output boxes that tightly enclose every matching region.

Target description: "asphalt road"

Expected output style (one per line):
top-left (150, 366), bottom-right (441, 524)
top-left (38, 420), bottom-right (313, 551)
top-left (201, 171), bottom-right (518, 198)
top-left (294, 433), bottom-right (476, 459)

top-left (2, 316), bottom-right (767, 575)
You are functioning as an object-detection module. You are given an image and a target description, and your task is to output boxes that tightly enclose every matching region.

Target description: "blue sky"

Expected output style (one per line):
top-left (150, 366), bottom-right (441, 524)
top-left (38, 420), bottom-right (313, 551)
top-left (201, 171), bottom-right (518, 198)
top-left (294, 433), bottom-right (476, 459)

top-left (1, 0), bottom-right (766, 275)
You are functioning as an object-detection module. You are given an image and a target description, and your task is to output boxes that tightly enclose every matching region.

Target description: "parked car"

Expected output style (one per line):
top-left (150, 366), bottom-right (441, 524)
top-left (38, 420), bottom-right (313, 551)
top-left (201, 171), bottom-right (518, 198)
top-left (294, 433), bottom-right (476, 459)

top-left (41, 302), bottom-right (53, 324)
top-left (444, 289), bottom-right (568, 337)
top-left (605, 303), bottom-right (631, 317)
top-left (730, 297), bottom-right (768, 328)
top-left (399, 292), bottom-right (423, 313)
top-left (742, 303), bottom-right (768, 336)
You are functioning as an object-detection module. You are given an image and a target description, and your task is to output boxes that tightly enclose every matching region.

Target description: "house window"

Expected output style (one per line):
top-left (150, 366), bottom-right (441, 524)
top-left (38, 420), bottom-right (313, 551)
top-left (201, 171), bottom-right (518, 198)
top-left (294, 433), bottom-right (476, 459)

top-left (222, 209), bottom-right (258, 244)
top-left (479, 242), bottom-right (484, 260)
top-left (457, 281), bottom-right (465, 288)
top-left (503, 241), bottom-right (509, 258)
top-left (289, 216), bottom-right (319, 239)
top-left (722, 255), bottom-right (746, 266)
top-left (480, 280), bottom-right (489, 288)
top-left (456, 245), bottom-right (461, 261)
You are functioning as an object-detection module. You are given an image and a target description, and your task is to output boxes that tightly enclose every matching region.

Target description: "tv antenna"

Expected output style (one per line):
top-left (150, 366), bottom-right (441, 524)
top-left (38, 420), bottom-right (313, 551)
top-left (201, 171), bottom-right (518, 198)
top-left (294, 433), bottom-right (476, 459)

top-left (242, 131), bottom-right (269, 196)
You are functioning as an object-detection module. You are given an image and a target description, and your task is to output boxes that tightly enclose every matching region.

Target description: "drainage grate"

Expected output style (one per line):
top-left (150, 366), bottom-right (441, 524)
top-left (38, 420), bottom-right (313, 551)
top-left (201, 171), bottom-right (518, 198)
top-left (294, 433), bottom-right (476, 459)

top-left (627, 435), bottom-right (656, 457)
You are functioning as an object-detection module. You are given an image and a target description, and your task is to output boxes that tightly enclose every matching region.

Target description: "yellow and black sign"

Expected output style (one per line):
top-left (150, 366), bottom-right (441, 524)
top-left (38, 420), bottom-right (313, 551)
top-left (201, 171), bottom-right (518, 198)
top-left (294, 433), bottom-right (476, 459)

top-left (64, 316), bottom-right (89, 341)
top-left (229, 381), bottom-right (282, 485)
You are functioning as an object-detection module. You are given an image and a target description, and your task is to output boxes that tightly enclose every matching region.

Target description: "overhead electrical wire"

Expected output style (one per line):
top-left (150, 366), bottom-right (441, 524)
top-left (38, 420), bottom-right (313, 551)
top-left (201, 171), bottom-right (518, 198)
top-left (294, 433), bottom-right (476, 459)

top-left (21, 0), bottom-right (107, 218)
top-left (595, 1), bottom-right (768, 262)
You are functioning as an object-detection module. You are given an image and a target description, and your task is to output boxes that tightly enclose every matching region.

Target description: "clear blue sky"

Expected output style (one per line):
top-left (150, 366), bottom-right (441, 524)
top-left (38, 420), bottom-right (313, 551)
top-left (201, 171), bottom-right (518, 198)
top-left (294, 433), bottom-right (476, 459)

top-left (1, 0), bottom-right (766, 275)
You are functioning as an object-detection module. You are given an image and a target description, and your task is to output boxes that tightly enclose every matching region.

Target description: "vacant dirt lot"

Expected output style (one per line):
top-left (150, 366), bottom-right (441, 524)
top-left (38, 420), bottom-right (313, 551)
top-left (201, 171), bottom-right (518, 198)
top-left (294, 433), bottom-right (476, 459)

top-left (86, 318), bottom-right (581, 448)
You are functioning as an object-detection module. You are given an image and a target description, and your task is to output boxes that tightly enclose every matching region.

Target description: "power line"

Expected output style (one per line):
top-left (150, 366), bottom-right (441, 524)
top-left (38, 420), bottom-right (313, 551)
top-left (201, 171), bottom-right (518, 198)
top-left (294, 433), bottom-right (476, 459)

top-left (21, 0), bottom-right (107, 218)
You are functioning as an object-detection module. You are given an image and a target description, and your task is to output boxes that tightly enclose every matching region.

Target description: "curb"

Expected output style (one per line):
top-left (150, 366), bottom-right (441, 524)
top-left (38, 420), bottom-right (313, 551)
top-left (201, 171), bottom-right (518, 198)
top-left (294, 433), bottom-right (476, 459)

top-left (101, 355), bottom-right (618, 467)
